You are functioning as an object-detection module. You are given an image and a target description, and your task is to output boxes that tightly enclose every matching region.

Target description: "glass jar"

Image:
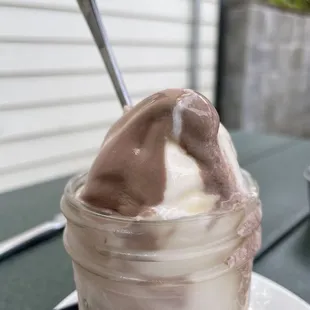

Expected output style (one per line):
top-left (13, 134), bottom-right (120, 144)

top-left (61, 172), bottom-right (261, 310)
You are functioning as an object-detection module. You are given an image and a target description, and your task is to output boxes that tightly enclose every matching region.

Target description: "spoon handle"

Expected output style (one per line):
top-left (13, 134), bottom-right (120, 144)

top-left (0, 214), bottom-right (66, 262)
top-left (77, 0), bottom-right (132, 108)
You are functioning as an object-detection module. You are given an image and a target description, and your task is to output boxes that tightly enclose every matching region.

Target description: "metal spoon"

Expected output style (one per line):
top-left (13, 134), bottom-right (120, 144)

top-left (0, 213), bottom-right (66, 262)
top-left (76, 0), bottom-right (132, 108)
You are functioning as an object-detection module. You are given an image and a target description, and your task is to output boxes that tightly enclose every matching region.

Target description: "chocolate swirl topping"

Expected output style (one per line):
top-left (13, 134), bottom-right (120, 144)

top-left (81, 88), bottom-right (244, 216)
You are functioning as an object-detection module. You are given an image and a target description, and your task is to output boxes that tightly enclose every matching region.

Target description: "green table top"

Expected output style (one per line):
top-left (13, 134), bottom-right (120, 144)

top-left (0, 131), bottom-right (309, 309)
top-left (255, 219), bottom-right (310, 302)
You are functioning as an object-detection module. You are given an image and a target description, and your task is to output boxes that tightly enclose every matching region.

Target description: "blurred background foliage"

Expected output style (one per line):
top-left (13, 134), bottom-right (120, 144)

top-left (268, 0), bottom-right (310, 11)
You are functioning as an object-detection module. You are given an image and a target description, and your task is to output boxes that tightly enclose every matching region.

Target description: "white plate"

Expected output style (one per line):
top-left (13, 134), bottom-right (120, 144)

top-left (54, 272), bottom-right (310, 310)
top-left (250, 272), bottom-right (310, 309)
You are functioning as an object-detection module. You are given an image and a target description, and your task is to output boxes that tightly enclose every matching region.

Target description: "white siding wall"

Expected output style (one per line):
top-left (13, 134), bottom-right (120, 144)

top-left (0, 0), bottom-right (219, 193)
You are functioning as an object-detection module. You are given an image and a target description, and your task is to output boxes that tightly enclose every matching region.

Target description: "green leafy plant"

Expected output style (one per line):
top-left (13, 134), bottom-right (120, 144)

top-left (268, 0), bottom-right (310, 11)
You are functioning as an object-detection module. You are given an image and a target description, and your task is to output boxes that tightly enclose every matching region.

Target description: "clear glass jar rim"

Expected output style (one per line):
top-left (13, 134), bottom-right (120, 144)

top-left (63, 170), bottom-right (259, 225)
